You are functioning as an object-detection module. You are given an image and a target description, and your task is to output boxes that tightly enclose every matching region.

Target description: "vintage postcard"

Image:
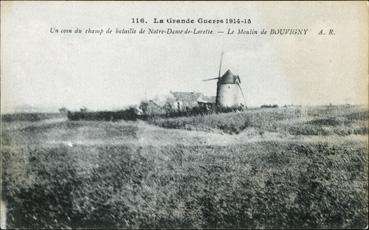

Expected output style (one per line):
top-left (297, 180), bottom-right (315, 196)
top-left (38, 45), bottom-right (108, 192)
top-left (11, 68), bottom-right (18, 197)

top-left (1, 1), bottom-right (368, 229)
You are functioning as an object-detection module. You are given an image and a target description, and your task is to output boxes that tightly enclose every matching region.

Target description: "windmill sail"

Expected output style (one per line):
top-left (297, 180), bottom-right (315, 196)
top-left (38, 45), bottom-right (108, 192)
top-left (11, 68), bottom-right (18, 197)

top-left (218, 51), bottom-right (224, 78)
top-left (236, 82), bottom-right (247, 106)
top-left (203, 77), bottom-right (219, 81)
top-left (203, 52), bottom-right (224, 82)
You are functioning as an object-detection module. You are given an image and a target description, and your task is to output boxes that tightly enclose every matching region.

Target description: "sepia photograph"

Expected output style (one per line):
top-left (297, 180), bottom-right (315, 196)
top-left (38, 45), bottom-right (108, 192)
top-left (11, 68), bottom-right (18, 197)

top-left (1, 1), bottom-right (368, 229)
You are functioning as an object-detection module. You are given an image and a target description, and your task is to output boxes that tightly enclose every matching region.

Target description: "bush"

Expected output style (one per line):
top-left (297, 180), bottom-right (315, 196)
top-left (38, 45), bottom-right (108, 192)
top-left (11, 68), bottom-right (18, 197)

top-left (67, 108), bottom-right (138, 121)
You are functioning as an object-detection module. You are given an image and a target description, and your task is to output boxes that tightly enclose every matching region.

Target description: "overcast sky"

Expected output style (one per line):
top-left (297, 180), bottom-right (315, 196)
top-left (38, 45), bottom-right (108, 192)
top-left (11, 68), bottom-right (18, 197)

top-left (1, 1), bottom-right (367, 112)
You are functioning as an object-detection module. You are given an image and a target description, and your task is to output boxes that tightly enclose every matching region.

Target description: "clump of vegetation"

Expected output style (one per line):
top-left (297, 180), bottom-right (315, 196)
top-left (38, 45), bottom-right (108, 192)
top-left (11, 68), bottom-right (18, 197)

top-left (306, 117), bottom-right (347, 126)
top-left (261, 104), bottom-right (278, 108)
top-left (343, 111), bottom-right (368, 121)
top-left (150, 112), bottom-right (251, 134)
top-left (149, 107), bottom-right (296, 134)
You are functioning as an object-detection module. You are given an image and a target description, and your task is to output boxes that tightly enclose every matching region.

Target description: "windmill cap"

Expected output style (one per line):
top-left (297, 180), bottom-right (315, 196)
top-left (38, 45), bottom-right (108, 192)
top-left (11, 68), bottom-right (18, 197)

top-left (220, 69), bottom-right (240, 84)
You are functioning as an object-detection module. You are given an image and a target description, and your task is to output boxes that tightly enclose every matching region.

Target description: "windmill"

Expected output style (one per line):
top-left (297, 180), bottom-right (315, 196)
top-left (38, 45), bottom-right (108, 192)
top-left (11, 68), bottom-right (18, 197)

top-left (203, 52), bottom-right (246, 108)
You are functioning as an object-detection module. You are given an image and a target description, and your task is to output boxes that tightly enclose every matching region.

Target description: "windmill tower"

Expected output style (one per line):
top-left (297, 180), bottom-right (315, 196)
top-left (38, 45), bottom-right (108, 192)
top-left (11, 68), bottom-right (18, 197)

top-left (203, 52), bottom-right (246, 108)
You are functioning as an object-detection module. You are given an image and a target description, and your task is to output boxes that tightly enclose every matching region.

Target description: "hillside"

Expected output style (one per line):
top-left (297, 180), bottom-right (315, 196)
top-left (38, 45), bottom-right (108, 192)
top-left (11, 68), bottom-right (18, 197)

top-left (1, 105), bottom-right (368, 228)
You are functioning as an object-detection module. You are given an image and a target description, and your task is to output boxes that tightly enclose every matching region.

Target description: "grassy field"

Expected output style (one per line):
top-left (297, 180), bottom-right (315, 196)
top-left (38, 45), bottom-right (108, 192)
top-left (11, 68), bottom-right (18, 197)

top-left (149, 105), bottom-right (368, 135)
top-left (1, 105), bottom-right (368, 228)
